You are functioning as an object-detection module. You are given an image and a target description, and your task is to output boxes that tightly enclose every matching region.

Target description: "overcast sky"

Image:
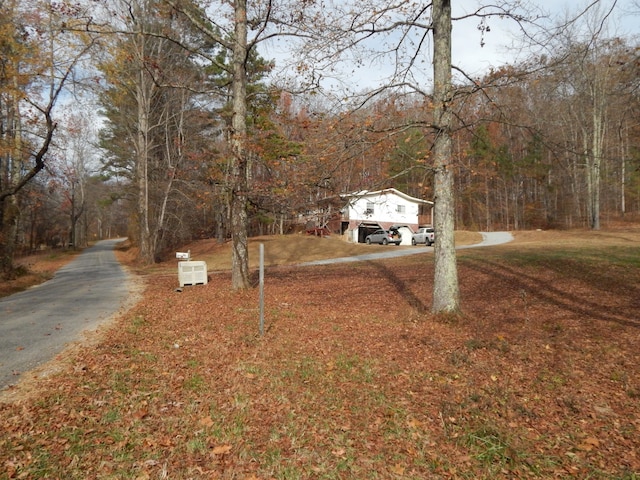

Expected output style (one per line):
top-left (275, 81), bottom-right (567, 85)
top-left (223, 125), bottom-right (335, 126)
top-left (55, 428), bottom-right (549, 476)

top-left (452, 0), bottom-right (640, 77)
top-left (263, 0), bottom-right (639, 98)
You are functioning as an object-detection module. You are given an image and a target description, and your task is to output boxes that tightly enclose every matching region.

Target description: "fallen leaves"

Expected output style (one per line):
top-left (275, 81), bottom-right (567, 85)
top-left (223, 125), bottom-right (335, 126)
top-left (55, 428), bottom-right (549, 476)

top-left (1, 236), bottom-right (640, 478)
top-left (133, 408), bottom-right (149, 420)
top-left (199, 416), bottom-right (214, 427)
top-left (211, 444), bottom-right (232, 456)
top-left (577, 437), bottom-right (600, 452)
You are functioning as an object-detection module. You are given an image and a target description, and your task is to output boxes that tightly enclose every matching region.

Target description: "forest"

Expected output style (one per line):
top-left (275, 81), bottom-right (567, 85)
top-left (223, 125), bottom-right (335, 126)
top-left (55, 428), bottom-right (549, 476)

top-left (1, 0), bottom-right (639, 275)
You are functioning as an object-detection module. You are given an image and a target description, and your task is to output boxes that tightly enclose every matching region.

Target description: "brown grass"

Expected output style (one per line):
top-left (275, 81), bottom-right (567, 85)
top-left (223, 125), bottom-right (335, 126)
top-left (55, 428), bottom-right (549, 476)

top-left (145, 230), bottom-right (483, 273)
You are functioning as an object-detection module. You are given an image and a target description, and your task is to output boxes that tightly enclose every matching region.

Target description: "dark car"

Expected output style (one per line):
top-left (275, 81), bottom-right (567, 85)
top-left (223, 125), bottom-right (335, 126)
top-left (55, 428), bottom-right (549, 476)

top-left (365, 229), bottom-right (402, 245)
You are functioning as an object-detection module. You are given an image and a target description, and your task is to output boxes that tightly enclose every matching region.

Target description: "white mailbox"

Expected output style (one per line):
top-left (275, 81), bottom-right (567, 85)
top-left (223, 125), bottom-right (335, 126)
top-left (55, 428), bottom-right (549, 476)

top-left (178, 261), bottom-right (208, 287)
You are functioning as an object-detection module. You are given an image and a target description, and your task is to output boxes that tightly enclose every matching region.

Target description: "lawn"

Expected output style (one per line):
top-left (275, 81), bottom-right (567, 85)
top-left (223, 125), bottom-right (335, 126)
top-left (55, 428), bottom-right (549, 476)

top-left (1, 228), bottom-right (639, 479)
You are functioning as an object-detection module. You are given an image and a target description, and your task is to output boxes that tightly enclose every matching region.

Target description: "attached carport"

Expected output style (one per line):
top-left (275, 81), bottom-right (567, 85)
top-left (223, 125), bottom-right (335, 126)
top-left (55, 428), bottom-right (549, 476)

top-left (390, 224), bottom-right (414, 246)
top-left (357, 222), bottom-right (382, 243)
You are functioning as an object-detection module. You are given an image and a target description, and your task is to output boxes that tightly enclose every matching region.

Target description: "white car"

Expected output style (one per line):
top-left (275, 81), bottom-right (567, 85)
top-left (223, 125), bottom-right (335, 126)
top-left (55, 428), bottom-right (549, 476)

top-left (412, 227), bottom-right (435, 246)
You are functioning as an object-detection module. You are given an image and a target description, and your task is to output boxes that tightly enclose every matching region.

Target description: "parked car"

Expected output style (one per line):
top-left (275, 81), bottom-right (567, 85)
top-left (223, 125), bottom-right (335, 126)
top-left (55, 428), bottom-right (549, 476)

top-left (412, 226), bottom-right (435, 246)
top-left (365, 228), bottom-right (402, 245)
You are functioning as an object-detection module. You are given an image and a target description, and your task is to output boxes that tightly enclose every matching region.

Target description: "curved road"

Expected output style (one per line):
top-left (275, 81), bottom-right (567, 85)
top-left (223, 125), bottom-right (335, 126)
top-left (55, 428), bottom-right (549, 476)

top-left (299, 231), bottom-right (514, 266)
top-left (0, 239), bottom-right (138, 390)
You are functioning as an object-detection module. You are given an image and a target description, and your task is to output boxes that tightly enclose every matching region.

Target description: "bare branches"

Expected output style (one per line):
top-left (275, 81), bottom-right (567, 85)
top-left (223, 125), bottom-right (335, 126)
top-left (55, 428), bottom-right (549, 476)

top-left (275, 1), bottom-right (556, 113)
top-left (0, 4), bottom-right (98, 203)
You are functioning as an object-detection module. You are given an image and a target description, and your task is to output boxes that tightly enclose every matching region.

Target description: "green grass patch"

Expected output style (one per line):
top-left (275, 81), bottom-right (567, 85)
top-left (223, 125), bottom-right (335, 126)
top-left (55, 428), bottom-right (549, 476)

top-left (127, 315), bottom-right (147, 334)
top-left (183, 373), bottom-right (205, 391)
top-left (463, 426), bottom-right (515, 467)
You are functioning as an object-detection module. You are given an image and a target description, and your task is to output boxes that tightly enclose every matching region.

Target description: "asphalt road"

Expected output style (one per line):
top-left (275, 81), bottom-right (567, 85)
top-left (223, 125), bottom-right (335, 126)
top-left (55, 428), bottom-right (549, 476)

top-left (0, 239), bottom-right (138, 390)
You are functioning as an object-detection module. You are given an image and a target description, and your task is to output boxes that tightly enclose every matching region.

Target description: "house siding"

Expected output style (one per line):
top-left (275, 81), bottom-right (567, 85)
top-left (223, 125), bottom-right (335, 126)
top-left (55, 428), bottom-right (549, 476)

top-left (341, 188), bottom-right (433, 243)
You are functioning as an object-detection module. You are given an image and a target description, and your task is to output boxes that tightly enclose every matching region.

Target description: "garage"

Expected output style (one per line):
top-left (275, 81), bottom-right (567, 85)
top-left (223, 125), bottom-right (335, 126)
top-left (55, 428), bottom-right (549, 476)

top-left (357, 222), bottom-right (382, 243)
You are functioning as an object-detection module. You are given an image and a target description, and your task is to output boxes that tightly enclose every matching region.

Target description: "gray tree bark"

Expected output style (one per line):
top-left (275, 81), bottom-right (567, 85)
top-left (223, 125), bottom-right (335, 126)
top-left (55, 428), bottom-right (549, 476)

top-left (230, 0), bottom-right (250, 289)
top-left (431, 0), bottom-right (460, 314)
top-left (134, 27), bottom-right (153, 264)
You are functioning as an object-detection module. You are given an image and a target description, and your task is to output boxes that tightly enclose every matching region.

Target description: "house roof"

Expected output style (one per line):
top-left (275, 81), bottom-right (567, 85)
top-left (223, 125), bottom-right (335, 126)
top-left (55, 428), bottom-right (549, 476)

top-left (340, 188), bottom-right (433, 205)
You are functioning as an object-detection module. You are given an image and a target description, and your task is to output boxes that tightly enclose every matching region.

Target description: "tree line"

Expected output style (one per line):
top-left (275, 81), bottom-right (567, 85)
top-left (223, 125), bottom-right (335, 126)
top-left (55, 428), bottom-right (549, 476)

top-left (1, 0), bottom-right (638, 312)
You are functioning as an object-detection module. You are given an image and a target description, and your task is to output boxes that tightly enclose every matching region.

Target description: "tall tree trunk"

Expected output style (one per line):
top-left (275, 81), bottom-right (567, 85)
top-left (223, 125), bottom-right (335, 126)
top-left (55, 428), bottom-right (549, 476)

top-left (132, 22), bottom-right (154, 264)
top-left (587, 98), bottom-right (605, 230)
top-left (230, 0), bottom-right (250, 289)
top-left (0, 85), bottom-right (22, 276)
top-left (151, 92), bottom-right (187, 256)
top-left (70, 182), bottom-right (76, 247)
top-left (136, 68), bottom-right (152, 263)
top-left (620, 123), bottom-right (627, 216)
top-left (0, 196), bottom-right (19, 274)
top-left (431, 0), bottom-right (459, 314)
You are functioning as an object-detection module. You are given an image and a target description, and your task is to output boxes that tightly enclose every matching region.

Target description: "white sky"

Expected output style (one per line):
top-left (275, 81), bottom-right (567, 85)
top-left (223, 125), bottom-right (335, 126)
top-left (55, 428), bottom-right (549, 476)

top-left (452, 0), bottom-right (640, 78)
top-left (263, 0), bottom-right (640, 98)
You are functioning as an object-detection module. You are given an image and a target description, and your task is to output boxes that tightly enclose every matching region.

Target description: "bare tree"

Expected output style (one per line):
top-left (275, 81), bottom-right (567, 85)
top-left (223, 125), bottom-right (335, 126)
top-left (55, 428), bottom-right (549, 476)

top-left (0, 0), bottom-right (96, 275)
top-left (95, 0), bottom-right (209, 264)
top-left (292, 0), bottom-right (543, 313)
top-left (431, 0), bottom-right (459, 313)
top-left (162, 0), bottom-right (323, 289)
top-left (228, 0), bottom-right (251, 289)
top-left (549, 2), bottom-right (622, 230)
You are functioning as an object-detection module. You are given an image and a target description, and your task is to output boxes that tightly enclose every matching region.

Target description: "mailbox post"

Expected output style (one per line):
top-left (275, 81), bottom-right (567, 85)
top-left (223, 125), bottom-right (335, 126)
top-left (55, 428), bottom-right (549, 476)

top-left (176, 250), bottom-right (208, 287)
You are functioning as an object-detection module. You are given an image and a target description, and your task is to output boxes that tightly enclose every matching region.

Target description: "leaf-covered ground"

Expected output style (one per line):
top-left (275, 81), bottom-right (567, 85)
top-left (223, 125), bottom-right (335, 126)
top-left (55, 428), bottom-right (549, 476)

top-left (0, 249), bottom-right (80, 298)
top-left (1, 229), bottom-right (639, 479)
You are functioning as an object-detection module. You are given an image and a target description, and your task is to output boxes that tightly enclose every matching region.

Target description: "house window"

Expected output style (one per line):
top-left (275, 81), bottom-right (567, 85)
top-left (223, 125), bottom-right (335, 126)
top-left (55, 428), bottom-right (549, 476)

top-left (365, 202), bottom-right (374, 215)
top-left (397, 205), bottom-right (406, 214)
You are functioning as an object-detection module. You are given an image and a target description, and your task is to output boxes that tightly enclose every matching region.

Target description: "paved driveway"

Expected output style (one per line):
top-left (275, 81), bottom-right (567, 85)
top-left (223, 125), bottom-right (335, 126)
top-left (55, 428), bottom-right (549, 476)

top-left (299, 231), bottom-right (514, 266)
top-left (0, 239), bottom-right (139, 390)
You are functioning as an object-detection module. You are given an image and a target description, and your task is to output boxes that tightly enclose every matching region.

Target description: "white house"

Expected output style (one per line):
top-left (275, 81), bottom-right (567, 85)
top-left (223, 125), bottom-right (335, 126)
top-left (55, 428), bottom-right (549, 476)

top-left (340, 188), bottom-right (433, 245)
